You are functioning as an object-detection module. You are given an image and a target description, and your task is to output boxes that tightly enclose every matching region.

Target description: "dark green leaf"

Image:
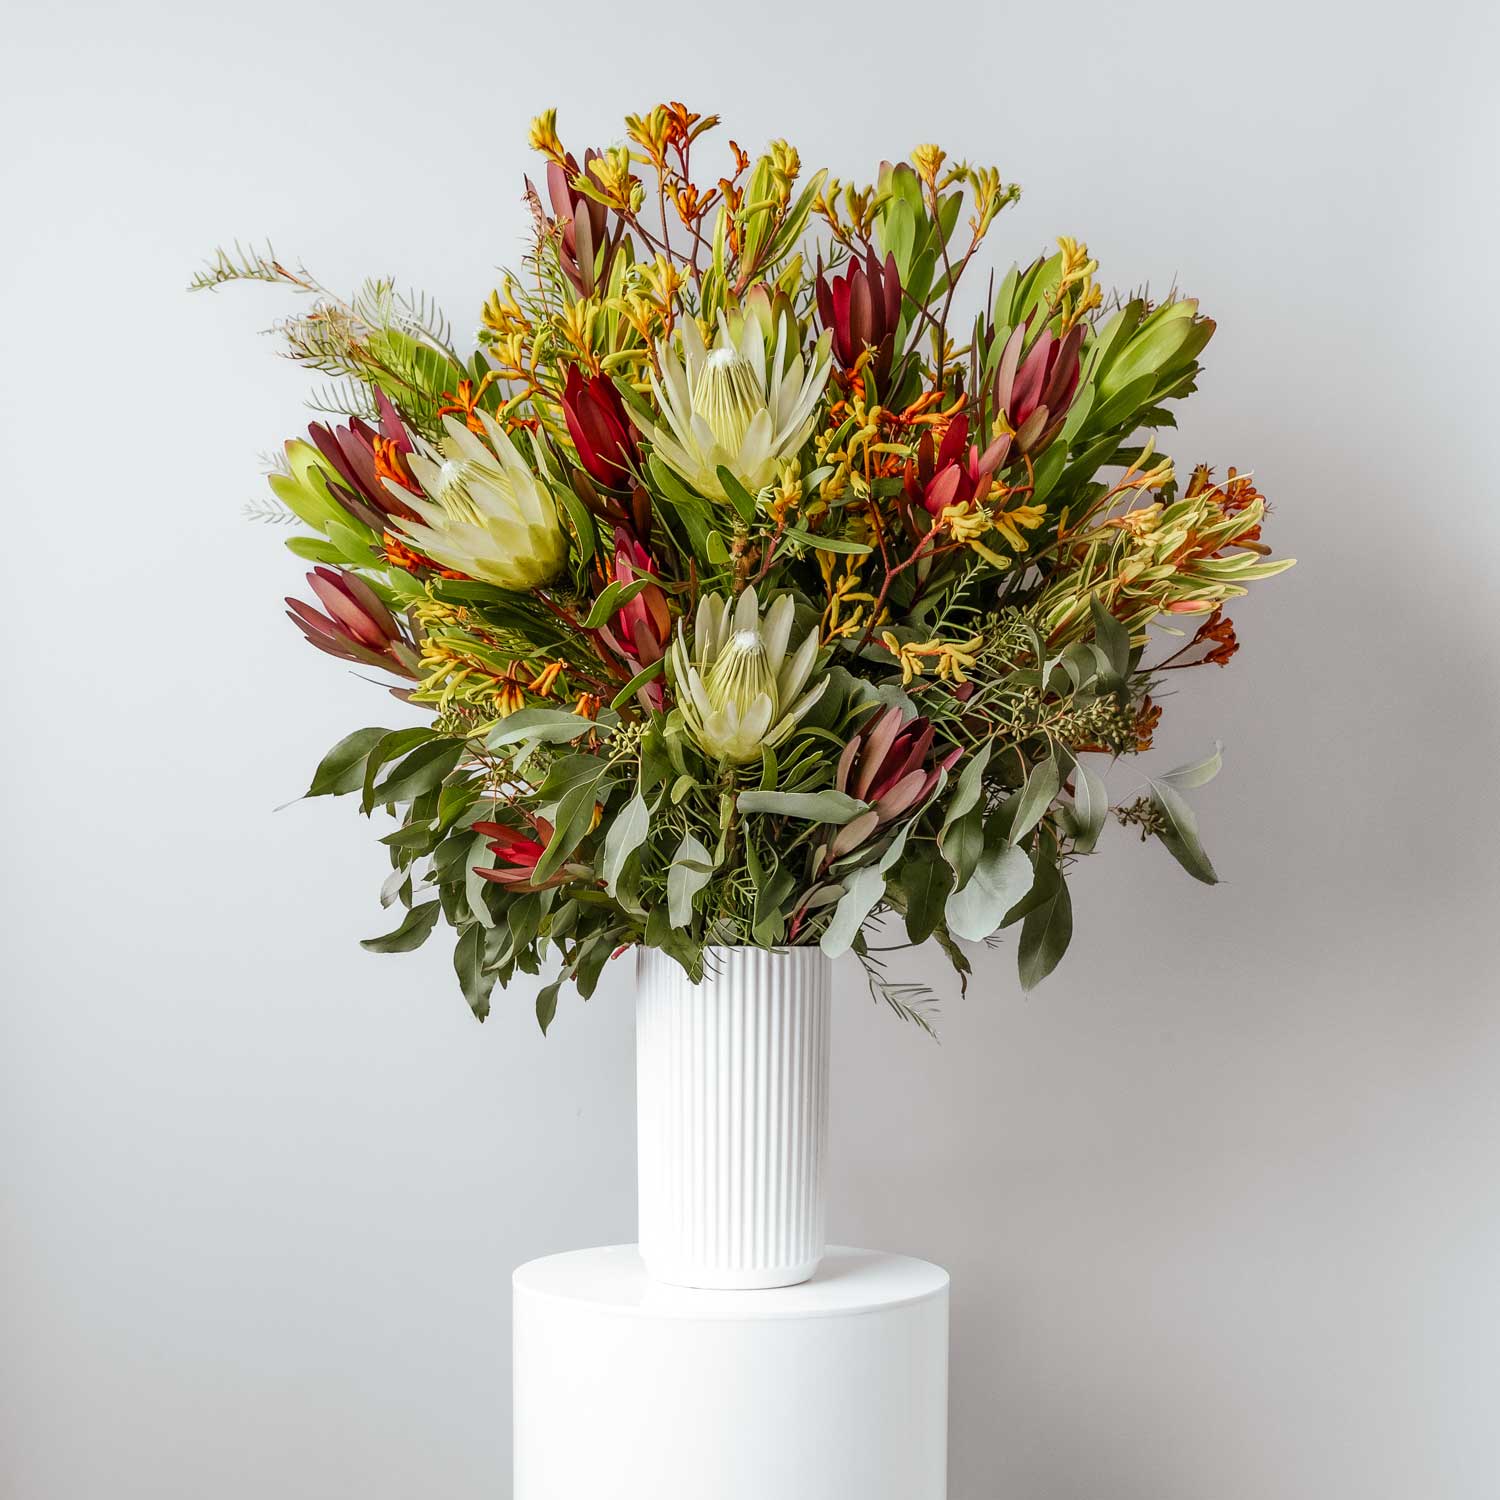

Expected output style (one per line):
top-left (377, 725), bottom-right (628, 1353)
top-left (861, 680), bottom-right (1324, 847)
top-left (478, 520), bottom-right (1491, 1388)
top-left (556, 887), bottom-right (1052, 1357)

top-left (372, 739), bottom-right (464, 807)
top-left (306, 727), bottom-right (388, 798)
top-left (1011, 756), bottom-right (1061, 842)
top-left (940, 804), bottom-right (985, 889)
top-left (1089, 596), bottom-right (1130, 678)
top-left (535, 978), bottom-right (562, 1035)
top-left (609, 657), bottom-right (665, 712)
top-left (360, 726), bottom-right (433, 811)
top-left (780, 526), bottom-right (872, 556)
top-left (579, 576), bottom-right (654, 630)
top-left (454, 923), bottom-right (494, 1020)
top-left (715, 466), bottom-right (759, 524)
top-left (487, 708), bottom-right (601, 749)
top-left (899, 852), bottom-right (953, 946)
top-left (360, 900), bottom-right (440, 954)
top-left (736, 789), bottom-right (869, 824)
top-left (532, 767), bottom-right (609, 884)
top-left (1018, 875), bottom-right (1072, 991)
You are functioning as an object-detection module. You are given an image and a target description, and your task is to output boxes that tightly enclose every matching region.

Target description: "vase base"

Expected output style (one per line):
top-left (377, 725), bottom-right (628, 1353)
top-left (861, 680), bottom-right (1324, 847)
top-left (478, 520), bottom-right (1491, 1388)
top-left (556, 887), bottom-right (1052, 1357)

top-left (640, 1254), bottom-right (822, 1290)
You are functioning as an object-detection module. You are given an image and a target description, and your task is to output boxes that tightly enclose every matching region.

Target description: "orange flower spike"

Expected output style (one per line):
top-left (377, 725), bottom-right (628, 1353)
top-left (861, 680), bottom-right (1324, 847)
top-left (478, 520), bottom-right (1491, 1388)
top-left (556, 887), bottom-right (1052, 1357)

top-left (491, 662), bottom-right (530, 717)
top-left (573, 692), bottom-right (602, 721)
top-left (529, 660), bottom-right (565, 696)
top-left (438, 378), bottom-right (489, 436)
top-left (1134, 696), bottom-right (1163, 752)
top-left (373, 437), bottom-right (420, 494)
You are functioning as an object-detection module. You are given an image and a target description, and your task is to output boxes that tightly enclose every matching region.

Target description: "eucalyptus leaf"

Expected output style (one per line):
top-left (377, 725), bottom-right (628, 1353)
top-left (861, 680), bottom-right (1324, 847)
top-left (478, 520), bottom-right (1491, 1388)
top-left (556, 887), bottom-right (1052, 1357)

top-left (372, 740), bottom-right (464, 808)
top-left (1158, 741), bottom-right (1224, 791)
top-left (945, 843), bottom-right (1034, 942)
top-left (360, 900), bottom-right (440, 954)
top-left (736, 789), bottom-right (870, 824)
top-left (1069, 757), bottom-right (1109, 855)
top-left (667, 832), bottom-right (715, 929)
top-left (819, 864), bottom-right (887, 958)
top-left (487, 709), bottom-right (601, 749)
top-left (940, 804), bottom-right (985, 890)
top-left (1018, 875), bottom-right (1073, 991)
top-left (940, 742), bottom-right (991, 837)
top-left (306, 727), bottom-right (388, 798)
top-left (1010, 756), bottom-right (1061, 843)
top-left (601, 789), bottom-right (650, 897)
top-left (780, 526), bottom-right (873, 556)
top-left (360, 727), bottom-right (433, 811)
top-left (535, 978), bottom-right (562, 1035)
top-left (466, 831), bottom-right (498, 928)
top-left (898, 851), bottom-right (953, 946)
top-left (454, 923), bottom-right (494, 1020)
top-left (1149, 780), bottom-right (1219, 884)
top-left (532, 766), bottom-right (610, 884)
top-left (1090, 596), bottom-right (1131, 678)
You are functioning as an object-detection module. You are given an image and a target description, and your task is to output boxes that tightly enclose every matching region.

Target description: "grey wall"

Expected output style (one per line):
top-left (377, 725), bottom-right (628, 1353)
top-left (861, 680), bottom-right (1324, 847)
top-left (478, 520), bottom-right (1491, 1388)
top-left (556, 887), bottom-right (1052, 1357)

top-left (5, 1), bottom-right (1498, 1496)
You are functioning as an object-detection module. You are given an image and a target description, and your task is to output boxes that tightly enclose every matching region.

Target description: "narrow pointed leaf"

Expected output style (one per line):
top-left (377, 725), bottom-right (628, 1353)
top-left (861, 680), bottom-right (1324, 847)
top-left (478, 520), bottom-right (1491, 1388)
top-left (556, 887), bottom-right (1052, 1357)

top-left (1018, 875), bottom-right (1072, 991)
top-left (360, 900), bottom-right (440, 953)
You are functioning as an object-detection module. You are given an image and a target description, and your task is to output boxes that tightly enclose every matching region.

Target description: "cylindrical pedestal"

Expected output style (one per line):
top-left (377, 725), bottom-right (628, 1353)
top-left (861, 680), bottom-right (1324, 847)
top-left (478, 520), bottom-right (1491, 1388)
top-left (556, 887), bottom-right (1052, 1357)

top-left (513, 1244), bottom-right (948, 1500)
top-left (636, 946), bottom-right (831, 1288)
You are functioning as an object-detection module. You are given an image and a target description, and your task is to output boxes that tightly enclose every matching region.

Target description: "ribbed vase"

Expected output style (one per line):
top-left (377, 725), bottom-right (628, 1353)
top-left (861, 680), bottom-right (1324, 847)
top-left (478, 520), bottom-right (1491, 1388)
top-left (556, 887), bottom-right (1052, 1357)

top-left (636, 946), bottom-right (832, 1289)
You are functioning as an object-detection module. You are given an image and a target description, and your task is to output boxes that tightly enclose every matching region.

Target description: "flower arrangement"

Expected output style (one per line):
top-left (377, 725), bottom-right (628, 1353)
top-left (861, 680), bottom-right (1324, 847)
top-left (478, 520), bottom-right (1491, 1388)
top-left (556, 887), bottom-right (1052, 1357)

top-left (197, 104), bottom-right (1291, 1032)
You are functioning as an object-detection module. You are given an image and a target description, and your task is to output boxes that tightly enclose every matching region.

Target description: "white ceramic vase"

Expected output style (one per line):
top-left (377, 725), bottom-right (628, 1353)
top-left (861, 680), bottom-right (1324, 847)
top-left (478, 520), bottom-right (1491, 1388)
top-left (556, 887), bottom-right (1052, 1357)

top-left (635, 946), bottom-right (832, 1289)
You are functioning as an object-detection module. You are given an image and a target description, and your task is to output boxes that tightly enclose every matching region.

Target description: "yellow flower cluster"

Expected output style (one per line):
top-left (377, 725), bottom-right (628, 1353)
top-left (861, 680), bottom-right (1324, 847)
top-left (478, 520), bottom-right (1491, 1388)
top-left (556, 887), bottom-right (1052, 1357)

top-left (880, 630), bottom-right (984, 686)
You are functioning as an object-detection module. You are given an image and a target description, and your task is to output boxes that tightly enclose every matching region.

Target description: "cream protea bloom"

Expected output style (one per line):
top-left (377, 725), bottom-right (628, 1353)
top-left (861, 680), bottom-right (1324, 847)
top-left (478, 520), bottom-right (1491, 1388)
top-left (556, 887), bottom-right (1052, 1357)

top-left (668, 586), bottom-right (827, 764)
top-left (635, 311), bottom-right (832, 502)
top-left (390, 411), bottom-right (566, 590)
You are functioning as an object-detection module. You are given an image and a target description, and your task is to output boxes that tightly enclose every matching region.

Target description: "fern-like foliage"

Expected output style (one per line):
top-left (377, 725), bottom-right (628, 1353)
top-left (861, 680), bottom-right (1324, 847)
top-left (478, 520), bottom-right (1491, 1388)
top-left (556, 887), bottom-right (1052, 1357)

top-left (190, 248), bottom-right (472, 439)
top-left (854, 938), bottom-right (941, 1038)
top-left (188, 241), bottom-right (321, 295)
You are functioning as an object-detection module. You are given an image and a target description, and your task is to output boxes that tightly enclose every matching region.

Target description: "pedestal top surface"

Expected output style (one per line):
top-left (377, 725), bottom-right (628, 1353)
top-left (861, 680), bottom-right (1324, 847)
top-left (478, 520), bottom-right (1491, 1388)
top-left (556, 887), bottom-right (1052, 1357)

top-left (513, 1244), bottom-right (948, 1320)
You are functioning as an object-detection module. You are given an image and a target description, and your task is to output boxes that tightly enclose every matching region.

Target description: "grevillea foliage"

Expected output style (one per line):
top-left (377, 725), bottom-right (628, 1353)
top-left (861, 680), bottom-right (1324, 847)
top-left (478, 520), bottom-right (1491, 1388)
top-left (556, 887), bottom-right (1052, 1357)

top-left (197, 104), bottom-right (1291, 1033)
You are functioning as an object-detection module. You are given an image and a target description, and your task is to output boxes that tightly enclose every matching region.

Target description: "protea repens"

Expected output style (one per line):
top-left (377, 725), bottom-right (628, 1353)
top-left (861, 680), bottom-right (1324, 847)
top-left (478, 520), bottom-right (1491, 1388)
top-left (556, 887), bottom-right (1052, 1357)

top-left (823, 707), bottom-right (960, 859)
top-left (544, 151), bottom-right (615, 296)
top-left (992, 323), bottom-right (1084, 455)
top-left (285, 566), bottom-right (420, 678)
top-left (597, 529), bottom-right (671, 707)
top-left (667, 586), bottom-right (827, 764)
top-left (815, 248), bottom-right (902, 392)
top-left (902, 414), bottom-right (1011, 517)
top-left (306, 388), bottom-right (422, 528)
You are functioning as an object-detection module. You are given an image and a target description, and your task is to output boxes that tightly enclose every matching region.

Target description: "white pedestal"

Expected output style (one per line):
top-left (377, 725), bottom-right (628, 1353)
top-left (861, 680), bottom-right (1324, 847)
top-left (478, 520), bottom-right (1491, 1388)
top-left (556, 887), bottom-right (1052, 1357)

top-left (513, 1244), bottom-right (949, 1500)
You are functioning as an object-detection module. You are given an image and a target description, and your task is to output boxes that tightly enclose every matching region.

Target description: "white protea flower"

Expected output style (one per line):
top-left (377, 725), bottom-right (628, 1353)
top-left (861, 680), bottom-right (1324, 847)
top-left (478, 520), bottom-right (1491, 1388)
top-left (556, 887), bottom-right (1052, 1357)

top-left (668, 586), bottom-right (827, 764)
top-left (389, 410), bottom-right (567, 590)
top-left (634, 311), bottom-right (832, 502)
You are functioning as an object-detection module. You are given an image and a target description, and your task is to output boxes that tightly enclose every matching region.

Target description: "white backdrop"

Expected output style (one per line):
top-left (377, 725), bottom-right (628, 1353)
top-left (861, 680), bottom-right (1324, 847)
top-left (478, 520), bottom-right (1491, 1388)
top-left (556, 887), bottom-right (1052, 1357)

top-left (5, 1), bottom-right (1499, 1496)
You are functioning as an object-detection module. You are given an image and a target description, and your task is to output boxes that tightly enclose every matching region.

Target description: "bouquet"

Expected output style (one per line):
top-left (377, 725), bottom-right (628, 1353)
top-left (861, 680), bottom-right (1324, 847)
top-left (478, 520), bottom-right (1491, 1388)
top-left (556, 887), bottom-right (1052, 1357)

top-left (197, 104), bottom-right (1291, 1033)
